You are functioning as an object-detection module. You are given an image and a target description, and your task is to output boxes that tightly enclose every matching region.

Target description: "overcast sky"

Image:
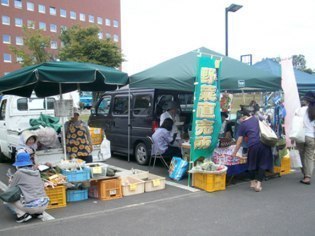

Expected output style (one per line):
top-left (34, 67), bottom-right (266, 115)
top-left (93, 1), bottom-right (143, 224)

top-left (120, 0), bottom-right (315, 75)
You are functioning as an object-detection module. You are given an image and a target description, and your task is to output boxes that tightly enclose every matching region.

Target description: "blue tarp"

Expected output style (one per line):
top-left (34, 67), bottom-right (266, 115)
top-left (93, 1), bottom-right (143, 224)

top-left (254, 59), bottom-right (315, 95)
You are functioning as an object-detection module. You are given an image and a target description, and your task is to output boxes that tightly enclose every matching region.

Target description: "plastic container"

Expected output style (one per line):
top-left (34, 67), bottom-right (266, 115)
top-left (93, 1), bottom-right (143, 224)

top-left (61, 168), bottom-right (91, 182)
top-left (89, 178), bottom-right (122, 200)
top-left (143, 174), bottom-right (166, 192)
top-left (274, 156), bottom-right (291, 176)
top-left (89, 127), bottom-right (104, 145)
top-left (116, 169), bottom-right (149, 181)
top-left (192, 172), bottom-right (226, 192)
top-left (45, 185), bottom-right (67, 209)
top-left (121, 177), bottom-right (145, 196)
top-left (85, 163), bottom-right (108, 178)
top-left (66, 189), bottom-right (88, 202)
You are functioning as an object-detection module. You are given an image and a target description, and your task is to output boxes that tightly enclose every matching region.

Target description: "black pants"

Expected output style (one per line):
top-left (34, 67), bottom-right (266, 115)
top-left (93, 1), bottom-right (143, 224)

top-left (163, 146), bottom-right (182, 158)
top-left (249, 169), bottom-right (265, 182)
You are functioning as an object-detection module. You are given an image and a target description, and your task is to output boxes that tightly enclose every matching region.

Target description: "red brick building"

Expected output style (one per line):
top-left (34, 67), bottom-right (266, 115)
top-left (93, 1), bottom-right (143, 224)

top-left (0, 0), bottom-right (121, 75)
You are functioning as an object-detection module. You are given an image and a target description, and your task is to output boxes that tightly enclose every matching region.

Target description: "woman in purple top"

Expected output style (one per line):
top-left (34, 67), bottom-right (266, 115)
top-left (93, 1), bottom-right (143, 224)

top-left (232, 109), bottom-right (273, 192)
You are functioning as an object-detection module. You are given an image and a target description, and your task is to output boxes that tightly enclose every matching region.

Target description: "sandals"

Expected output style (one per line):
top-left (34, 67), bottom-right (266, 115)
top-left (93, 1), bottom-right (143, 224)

top-left (300, 178), bottom-right (311, 185)
top-left (254, 181), bottom-right (262, 192)
top-left (250, 180), bottom-right (257, 189)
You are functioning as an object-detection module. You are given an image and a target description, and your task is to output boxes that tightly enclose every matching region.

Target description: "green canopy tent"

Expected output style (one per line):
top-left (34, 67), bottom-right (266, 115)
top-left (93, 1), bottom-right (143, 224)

top-left (0, 61), bottom-right (129, 97)
top-left (129, 47), bottom-right (281, 92)
top-left (0, 61), bottom-right (129, 160)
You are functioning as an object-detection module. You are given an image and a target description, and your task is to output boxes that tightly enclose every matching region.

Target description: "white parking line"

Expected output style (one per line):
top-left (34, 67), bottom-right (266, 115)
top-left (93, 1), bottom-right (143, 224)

top-left (165, 180), bottom-right (200, 192)
top-left (0, 181), bottom-right (55, 221)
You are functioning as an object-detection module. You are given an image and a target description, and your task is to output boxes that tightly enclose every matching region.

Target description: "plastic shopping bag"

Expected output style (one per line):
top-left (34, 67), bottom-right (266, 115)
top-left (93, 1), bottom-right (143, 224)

top-left (289, 115), bottom-right (305, 143)
top-left (98, 137), bottom-right (111, 161)
top-left (169, 157), bottom-right (188, 181)
top-left (290, 148), bottom-right (302, 169)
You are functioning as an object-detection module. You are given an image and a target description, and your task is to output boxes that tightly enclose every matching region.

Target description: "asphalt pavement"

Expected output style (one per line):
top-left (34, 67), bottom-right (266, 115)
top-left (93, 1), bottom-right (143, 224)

top-left (1, 156), bottom-right (315, 236)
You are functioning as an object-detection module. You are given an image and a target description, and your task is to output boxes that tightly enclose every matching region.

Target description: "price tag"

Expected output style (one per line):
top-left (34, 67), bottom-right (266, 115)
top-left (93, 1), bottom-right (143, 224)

top-left (152, 179), bottom-right (161, 187)
top-left (129, 183), bottom-right (137, 191)
top-left (92, 166), bottom-right (102, 174)
top-left (109, 189), bottom-right (117, 196)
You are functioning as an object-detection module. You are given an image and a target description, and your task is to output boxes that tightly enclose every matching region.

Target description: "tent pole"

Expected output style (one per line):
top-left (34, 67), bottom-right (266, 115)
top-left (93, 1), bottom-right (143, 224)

top-left (128, 88), bottom-right (131, 162)
top-left (59, 83), bottom-right (68, 161)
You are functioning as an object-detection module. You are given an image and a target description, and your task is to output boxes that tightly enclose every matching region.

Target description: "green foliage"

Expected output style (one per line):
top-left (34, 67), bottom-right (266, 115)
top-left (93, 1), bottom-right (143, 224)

top-left (59, 25), bottom-right (124, 68)
top-left (9, 27), bottom-right (52, 67)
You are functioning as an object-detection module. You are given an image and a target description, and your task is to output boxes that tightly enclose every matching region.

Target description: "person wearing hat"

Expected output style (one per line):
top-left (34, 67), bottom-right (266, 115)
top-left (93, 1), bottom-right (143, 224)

top-left (7, 152), bottom-right (49, 223)
top-left (64, 107), bottom-right (93, 163)
top-left (160, 101), bottom-right (181, 146)
top-left (232, 108), bottom-right (273, 192)
top-left (17, 130), bottom-right (38, 164)
top-left (294, 91), bottom-right (315, 185)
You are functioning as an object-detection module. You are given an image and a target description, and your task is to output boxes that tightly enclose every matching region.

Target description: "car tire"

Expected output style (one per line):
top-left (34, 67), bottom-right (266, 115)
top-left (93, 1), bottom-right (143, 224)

top-left (135, 142), bottom-right (150, 165)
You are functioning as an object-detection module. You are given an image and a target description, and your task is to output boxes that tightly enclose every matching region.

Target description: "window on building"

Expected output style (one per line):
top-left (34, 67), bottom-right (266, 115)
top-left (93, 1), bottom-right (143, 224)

top-left (98, 32), bottom-right (103, 40)
top-left (113, 34), bottom-right (119, 42)
top-left (113, 20), bottom-right (119, 28)
top-left (15, 18), bottom-right (23, 27)
top-left (70, 11), bottom-right (76, 20)
top-left (1, 0), bottom-right (9, 6)
top-left (14, 0), bottom-right (22, 8)
top-left (50, 41), bottom-right (57, 49)
top-left (27, 2), bottom-right (34, 11)
top-left (16, 36), bottom-right (23, 45)
top-left (106, 33), bottom-right (111, 39)
top-left (105, 18), bottom-right (111, 26)
top-left (3, 53), bottom-right (12, 63)
top-left (2, 34), bottom-right (11, 44)
top-left (60, 9), bottom-right (66, 18)
top-left (2, 16), bottom-right (10, 25)
top-left (80, 13), bottom-right (85, 21)
top-left (89, 15), bottom-right (94, 23)
top-left (50, 24), bottom-right (57, 32)
top-left (49, 6), bottom-right (56, 15)
top-left (27, 20), bottom-right (35, 29)
top-left (38, 4), bottom-right (45, 13)
top-left (97, 17), bottom-right (102, 25)
top-left (16, 56), bottom-right (23, 63)
top-left (39, 22), bottom-right (46, 31)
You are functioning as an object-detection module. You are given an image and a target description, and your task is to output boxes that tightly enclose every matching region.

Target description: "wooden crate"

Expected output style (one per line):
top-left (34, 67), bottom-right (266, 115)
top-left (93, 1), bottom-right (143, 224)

top-left (89, 178), bottom-right (122, 200)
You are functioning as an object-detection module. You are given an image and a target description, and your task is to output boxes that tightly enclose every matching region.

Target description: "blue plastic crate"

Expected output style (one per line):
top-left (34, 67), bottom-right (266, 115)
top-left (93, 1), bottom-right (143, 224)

top-left (62, 168), bottom-right (91, 182)
top-left (66, 189), bottom-right (88, 202)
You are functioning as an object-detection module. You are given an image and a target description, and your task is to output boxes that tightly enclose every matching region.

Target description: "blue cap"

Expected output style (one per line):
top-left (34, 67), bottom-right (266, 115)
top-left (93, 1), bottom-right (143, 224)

top-left (13, 152), bottom-right (33, 167)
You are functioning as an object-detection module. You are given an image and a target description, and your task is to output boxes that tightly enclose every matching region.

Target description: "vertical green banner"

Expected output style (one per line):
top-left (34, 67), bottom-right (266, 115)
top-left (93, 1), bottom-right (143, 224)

top-left (190, 56), bottom-right (221, 162)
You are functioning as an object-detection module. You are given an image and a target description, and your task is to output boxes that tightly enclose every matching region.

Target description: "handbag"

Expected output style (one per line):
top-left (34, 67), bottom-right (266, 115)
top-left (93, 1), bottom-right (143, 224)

top-left (289, 107), bottom-right (306, 143)
top-left (289, 147), bottom-right (302, 169)
top-left (259, 120), bottom-right (278, 147)
top-left (0, 186), bottom-right (22, 202)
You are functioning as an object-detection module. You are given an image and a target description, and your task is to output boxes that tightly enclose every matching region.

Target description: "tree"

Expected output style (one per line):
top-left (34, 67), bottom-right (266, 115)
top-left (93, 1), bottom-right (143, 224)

top-left (59, 25), bottom-right (124, 67)
top-left (59, 25), bottom-right (124, 103)
top-left (264, 55), bottom-right (313, 74)
top-left (9, 26), bottom-right (52, 67)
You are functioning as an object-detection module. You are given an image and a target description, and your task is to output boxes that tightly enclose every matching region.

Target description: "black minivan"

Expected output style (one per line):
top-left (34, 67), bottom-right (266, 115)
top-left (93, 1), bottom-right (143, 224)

top-left (88, 88), bottom-right (193, 165)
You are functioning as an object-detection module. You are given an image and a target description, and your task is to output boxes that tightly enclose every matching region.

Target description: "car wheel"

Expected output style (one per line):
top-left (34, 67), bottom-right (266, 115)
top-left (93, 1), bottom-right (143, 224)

top-left (135, 142), bottom-right (150, 165)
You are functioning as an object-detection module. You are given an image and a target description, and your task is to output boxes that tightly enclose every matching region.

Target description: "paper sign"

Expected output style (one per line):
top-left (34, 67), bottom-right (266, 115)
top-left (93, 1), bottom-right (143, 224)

top-left (129, 183), bottom-right (137, 191)
top-left (152, 179), bottom-right (161, 187)
top-left (92, 166), bottom-right (102, 174)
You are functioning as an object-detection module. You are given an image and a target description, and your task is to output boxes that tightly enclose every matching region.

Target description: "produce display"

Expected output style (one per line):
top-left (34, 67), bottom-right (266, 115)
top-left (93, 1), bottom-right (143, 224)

top-left (189, 159), bottom-right (227, 174)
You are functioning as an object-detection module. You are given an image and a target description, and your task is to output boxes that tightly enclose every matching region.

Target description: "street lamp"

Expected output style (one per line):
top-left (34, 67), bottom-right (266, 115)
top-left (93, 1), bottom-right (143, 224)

top-left (225, 3), bottom-right (243, 56)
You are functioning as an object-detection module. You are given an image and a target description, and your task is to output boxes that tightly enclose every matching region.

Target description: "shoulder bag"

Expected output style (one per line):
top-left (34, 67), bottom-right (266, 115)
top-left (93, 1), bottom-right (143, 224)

top-left (259, 120), bottom-right (278, 147)
top-left (0, 186), bottom-right (22, 202)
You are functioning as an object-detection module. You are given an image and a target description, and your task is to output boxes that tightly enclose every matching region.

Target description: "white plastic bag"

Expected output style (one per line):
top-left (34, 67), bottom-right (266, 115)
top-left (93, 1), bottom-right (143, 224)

top-left (289, 115), bottom-right (305, 143)
top-left (98, 137), bottom-right (111, 161)
top-left (290, 148), bottom-right (302, 169)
